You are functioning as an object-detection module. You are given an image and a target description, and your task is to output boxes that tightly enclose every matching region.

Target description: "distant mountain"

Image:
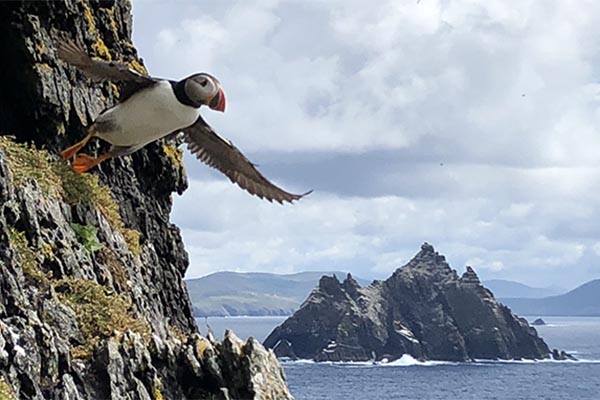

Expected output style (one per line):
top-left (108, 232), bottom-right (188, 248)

top-left (185, 271), bottom-right (370, 317)
top-left (482, 279), bottom-right (564, 298)
top-left (500, 279), bottom-right (600, 316)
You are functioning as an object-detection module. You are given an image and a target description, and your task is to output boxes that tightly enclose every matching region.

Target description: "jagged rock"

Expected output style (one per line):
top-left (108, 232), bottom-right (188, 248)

top-left (551, 348), bottom-right (576, 361)
top-left (0, 1), bottom-right (293, 399)
top-left (531, 318), bottom-right (546, 326)
top-left (265, 243), bottom-right (553, 362)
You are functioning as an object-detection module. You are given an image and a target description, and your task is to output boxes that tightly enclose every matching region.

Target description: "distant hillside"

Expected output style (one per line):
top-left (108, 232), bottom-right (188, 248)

top-left (500, 279), bottom-right (600, 316)
top-left (185, 271), bottom-right (369, 317)
top-left (482, 279), bottom-right (564, 298)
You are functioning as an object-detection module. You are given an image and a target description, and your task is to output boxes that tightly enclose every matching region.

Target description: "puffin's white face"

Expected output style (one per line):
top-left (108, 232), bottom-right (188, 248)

top-left (184, 73), bottom-right (226, 112)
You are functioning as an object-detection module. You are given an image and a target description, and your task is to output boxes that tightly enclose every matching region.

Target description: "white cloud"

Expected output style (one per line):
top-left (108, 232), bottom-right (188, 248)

top-left (131, 1), bottom-right (600, 288)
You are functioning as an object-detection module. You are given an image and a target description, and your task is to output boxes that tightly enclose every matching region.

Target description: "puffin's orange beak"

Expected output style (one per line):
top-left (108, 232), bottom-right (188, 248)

top-left (209, 87), bottom-right (226, 112)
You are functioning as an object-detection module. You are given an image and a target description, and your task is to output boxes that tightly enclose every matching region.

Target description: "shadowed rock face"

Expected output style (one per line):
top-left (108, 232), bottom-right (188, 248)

top-left (0, 1), bottom-right (292, 399)
top-left (265, 243), bottom-right (551, 362)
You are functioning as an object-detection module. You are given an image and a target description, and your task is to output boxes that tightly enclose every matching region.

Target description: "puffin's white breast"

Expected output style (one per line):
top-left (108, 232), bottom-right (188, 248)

top-left (95, 80), bottom-right (200, 147)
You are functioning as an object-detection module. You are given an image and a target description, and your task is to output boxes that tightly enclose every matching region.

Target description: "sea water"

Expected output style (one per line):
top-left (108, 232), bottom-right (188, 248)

top-left (198, 316), bottom-right (600, 400)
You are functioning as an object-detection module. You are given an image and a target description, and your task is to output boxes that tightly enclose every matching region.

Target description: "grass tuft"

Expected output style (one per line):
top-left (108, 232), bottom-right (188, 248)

top-left (8, 227), bottom-right (48, 284)
top-left (0, 137), bottom-right (141, 254)
top-left (55, 278), bottom-right (150, 358)
top-left (0, 136), bottom-right (62, 197)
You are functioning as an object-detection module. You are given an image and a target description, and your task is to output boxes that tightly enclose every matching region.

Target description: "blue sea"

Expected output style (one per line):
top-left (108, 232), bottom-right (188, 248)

top-left (199, 316), bottom-right (600, 400)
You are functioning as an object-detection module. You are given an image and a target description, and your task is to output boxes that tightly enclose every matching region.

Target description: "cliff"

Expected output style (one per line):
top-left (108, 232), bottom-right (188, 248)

top-left (264, 243), bottom-right (561, 363)
top-left (0, 1), bottom-right (292, 399)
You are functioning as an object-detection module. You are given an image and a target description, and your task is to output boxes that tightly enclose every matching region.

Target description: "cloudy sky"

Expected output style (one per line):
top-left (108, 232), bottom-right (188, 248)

top-left (130, 0), bottom-right (600, 289)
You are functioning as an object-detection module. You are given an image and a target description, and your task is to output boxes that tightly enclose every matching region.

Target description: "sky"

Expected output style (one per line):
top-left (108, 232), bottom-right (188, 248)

top-left (130, 0), bottom-right (600, 289)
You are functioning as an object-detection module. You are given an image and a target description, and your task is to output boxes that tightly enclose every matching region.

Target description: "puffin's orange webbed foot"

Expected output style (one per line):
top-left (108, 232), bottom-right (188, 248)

top-left (72, 153), bottom-right (111, 174)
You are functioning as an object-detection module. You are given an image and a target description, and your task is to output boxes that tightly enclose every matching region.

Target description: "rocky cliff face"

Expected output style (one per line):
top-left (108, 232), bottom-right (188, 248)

top-left (264, 243), bottom-right (556, 363)
top-left (0, 1), bottom-right (292, 399)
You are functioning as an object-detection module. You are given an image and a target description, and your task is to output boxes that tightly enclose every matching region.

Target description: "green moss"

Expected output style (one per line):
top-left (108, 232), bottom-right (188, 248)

top-left (8, 227), bottom-right (48, 284)
top-left (55, 278), bottom-right (150, 358)
top-left (0, 376), bottom-right (16, 400)
top-left (70, 223), bottom-right (103, 253)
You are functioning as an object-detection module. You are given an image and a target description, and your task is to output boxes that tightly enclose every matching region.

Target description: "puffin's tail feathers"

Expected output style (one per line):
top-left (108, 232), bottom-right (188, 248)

top-left (57, 39), bottom-right (94, 69)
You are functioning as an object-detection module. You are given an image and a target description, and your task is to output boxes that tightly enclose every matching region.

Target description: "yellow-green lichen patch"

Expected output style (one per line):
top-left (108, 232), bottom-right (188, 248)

top-left (8, 227), bottom-right (48, 284)
top-left (108, 82), bottom-right (120, 97)
top-left (92, 38), bottom-right (112, 61)
top-left (0, 136), bottom-right (62, 197)
top-left (128, 59), bottom-right (148, 75)
top-left (34, 63), bottom-right (54, 75)
top-left (82, 1), bottom-right (97, 32)
top-left (0, 376), bottom-right (16, 400)
top-left (103, 8), bottom-right (119, 37)
top-left (162, 144), bottom-right (183, 168)
top-left (152, 378), bottom-right (164, 400)
top-left (35, 41), bottom-right (46, 55)
top-left (55, 278), bottom-right (150, 358)
top-left (195, 337), bottom-right (212, 358)
top-left (167, 324), bottom-right (188, 343)
top-left (80, 1), bottom-right (112, 61)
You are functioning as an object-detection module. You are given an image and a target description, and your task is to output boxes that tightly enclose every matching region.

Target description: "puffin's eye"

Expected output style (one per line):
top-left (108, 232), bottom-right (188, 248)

top-left (199, 79), bottom-right (208, 87)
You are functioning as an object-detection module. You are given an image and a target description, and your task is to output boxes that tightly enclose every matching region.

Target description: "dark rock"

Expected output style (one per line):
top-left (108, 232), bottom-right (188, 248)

top-left (531, 318), bottom-right (546, 326)
top-left (0, 1), bottom-right (292, 399)
top-left (265, 243), bottom-right (554, 363)
top-left (551, 348), bottom-right (576, 361)
top-left (272, 339), bottom-right (298, 360)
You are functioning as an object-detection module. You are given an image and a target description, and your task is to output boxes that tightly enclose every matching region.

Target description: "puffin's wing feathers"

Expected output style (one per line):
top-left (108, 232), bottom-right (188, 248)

top-left (183, 116), bottom-right (311, 204)
top-left (57, 40), bottom-right (154, 84)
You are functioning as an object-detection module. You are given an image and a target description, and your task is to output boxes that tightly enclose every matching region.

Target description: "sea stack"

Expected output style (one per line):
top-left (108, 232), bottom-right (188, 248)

top-left (264, 243), bottom-right (552, 362)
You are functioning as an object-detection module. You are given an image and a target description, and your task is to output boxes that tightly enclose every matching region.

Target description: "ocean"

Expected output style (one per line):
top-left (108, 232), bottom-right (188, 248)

top-left (199, 316), bottom-right (600, 400)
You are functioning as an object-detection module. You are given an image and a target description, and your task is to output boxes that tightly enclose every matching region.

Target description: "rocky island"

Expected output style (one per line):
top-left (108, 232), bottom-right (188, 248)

top-left (265, 243), bottom-right (565, 363)
top-left (0, 1), bottom-right (292, 399)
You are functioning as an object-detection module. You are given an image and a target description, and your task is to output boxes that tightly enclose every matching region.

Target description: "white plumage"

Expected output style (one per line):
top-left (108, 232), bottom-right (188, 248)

top-left (96, 80), bottom-right (200, 148)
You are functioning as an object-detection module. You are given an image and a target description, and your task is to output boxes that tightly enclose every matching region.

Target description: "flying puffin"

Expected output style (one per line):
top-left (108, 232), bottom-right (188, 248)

top-left (57, 40), bottom-right (309, 204)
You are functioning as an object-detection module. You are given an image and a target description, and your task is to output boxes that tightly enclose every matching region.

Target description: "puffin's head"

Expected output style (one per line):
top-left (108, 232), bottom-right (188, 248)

top-left (184, 73), bottom-right (226, 112)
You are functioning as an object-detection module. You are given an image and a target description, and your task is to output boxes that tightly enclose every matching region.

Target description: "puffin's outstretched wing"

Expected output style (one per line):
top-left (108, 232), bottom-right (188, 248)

top-left (58, 40), bottom-right (155, 85)
top-left (183, 116), bottom-right (311, 204)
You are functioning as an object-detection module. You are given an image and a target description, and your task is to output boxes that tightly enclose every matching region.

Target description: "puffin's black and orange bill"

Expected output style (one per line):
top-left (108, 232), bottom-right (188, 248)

top-left (209, 87), bottom-right (226, 112)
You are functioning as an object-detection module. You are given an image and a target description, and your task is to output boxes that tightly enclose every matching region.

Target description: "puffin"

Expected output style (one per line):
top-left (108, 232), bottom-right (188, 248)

top-left (57, 40), bottom-right (310, 204)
